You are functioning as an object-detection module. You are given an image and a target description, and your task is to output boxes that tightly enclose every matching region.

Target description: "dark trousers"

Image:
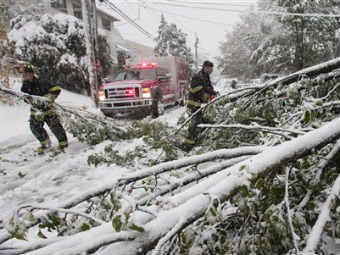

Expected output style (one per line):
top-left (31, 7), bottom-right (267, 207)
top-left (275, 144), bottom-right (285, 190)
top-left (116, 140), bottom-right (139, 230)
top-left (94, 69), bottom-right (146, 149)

top-left (151, 100), bottom-right (159, 118)
top-left (185, 107), bottom-right (208, 147)
top-left (29, 108), bottom-right (67, 145)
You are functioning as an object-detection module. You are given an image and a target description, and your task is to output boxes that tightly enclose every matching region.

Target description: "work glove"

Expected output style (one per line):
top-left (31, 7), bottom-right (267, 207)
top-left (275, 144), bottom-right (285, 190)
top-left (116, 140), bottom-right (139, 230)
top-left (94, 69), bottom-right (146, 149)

top-left (34, 110), bottom-right (45, 121)
top-left (35, 97), bottom-right (53, 109)
top-left (46, 93), bottom-right (57, 103)
top-left (23, 95), bottom-right (33, 104)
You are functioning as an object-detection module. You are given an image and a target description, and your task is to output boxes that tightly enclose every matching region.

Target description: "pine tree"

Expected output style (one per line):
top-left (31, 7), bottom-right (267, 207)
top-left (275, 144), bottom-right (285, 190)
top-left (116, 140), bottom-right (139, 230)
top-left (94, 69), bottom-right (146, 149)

top-left (154, 14), bottom-right (168, 57)
top-left (154, 14), bottom-right (194, 75)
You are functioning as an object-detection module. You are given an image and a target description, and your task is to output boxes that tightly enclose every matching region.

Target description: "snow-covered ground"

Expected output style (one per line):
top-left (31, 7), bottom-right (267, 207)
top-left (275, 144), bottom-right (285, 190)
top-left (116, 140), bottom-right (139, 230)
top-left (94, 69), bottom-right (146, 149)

top-left (0, 79), bottom-right (185, 246)
top-left (2, 77), bottom-right (337, 254)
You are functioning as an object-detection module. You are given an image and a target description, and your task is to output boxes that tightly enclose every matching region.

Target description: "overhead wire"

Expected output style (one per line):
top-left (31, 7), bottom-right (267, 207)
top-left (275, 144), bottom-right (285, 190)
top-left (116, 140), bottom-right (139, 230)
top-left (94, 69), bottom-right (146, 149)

top-left (102, 0), bottom-right (155, 39)
top-left (147, 1), bottom-right (340, 18)
top-left (141, 4), bottom-right (231, 26)
top-left (164, 0), bottom-right (256, 8)
top-left (137, 1), bottom-right (212, 57)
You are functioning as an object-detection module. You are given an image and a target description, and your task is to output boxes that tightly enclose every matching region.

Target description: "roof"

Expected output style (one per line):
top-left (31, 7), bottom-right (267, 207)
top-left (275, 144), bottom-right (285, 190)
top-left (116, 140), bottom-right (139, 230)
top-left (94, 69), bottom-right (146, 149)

top-left (124, 40), bottom-right (154, 57)
top-left (95, 0), bottom-right (120, 22)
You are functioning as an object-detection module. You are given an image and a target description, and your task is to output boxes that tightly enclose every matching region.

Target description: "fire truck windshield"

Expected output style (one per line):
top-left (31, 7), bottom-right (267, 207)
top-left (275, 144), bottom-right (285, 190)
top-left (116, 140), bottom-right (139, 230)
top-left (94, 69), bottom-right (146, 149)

top-left (114, 69), bottom-right (156, 81)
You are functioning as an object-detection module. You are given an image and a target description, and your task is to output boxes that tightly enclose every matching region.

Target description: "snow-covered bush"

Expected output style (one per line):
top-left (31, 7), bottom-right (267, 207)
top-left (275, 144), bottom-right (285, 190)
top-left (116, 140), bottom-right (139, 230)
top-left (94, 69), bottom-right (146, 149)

top-left (8, 12), bottom-right (112, 95)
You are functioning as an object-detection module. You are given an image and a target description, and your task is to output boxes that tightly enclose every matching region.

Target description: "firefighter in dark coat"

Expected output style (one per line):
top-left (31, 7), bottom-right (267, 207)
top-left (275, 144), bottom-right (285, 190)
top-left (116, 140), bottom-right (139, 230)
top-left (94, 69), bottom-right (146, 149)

top-left (19, 64), bottom-right (68, 153)
top-left (184, 60), bottom-right (217, 151)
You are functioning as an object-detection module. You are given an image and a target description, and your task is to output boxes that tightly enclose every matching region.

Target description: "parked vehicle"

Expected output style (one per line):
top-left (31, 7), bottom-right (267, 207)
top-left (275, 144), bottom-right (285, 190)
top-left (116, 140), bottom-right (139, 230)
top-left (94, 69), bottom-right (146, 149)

top-left (97, 56), bottom-right (189, 117)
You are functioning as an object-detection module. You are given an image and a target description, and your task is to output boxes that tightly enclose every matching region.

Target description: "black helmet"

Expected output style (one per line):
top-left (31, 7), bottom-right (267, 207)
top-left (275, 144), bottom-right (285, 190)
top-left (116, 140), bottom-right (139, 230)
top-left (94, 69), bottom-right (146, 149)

top-left (202, 60), bottom-right (214, 68)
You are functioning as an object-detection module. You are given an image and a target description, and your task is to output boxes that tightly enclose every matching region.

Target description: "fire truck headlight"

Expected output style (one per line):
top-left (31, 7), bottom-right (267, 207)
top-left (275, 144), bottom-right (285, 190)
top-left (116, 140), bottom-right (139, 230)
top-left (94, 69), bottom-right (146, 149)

top-left (97, 90), bottom-right (105, 101)
top-left (142, 88), bottom-right (151, 98)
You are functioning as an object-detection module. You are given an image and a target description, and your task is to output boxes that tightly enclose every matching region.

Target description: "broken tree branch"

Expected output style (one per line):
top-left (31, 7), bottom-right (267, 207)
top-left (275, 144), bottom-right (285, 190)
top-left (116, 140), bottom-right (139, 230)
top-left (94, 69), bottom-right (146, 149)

top-left (302, 175), bottom-right (340, 254)
top-left (17, 205), bottom-right (106, 225)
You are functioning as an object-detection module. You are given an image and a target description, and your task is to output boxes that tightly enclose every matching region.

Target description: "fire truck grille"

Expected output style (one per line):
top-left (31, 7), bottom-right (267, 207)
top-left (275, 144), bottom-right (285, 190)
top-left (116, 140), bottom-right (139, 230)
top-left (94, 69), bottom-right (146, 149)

top-left (105, 87), bottom-right (140, 99)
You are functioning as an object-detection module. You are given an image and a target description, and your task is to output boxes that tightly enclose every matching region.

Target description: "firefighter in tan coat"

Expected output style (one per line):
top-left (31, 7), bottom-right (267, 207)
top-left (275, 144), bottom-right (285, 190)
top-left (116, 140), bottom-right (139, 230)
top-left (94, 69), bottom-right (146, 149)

top-left (18, 64), bottom-right (68, 154)
top-left (184, 60), bottom-right (216, 151)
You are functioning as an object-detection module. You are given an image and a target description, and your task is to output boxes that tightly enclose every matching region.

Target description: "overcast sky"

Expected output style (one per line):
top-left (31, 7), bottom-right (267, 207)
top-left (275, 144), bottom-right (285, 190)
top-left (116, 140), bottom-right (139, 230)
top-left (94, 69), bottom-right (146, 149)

top-left (108, 0), bottom-right (258, 64)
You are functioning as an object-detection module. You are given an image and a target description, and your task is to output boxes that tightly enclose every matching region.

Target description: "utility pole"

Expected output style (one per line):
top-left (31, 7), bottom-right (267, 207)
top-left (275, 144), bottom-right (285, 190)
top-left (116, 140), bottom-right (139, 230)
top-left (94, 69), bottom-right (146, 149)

top-left (91, 0), bottom-right (99, 58)
top-left (81, 0), bottom-right (99, 103)
top-left (0, 1), bottom-right (10, 89)
top-left (194, 34), bottom-right (199, 70)
top-left (335, 29), bottom-right (340, 58)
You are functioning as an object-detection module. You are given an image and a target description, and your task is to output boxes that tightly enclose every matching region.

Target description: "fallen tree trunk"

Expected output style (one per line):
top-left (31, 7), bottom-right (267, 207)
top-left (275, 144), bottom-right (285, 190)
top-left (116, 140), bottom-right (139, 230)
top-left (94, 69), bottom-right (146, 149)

top-left (0, 147), bottom-right (264, 246)
top-left (136, 156), bottom-right (250, 206)
top-left (98, 118), bottom-right (340, 255)
top-left (118, 146), bottom-right (265, 185)
top-left (16, 118), bottom-right (340, 255)
top-left (259, 57), bottom-right (340, 89)
top-left (302, 175), bottom-right (340, 254)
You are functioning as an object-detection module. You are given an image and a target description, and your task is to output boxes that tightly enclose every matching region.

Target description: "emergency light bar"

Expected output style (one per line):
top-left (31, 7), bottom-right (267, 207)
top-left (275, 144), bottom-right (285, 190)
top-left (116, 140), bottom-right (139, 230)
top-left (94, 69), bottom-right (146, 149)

top-left (137, 62), bottom-right (158, 69)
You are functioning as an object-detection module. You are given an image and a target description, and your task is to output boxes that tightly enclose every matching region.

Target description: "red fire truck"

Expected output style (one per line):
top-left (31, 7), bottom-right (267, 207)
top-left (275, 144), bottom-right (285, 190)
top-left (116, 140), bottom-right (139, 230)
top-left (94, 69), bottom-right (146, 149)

top-left (97, 56), bottom-right (189, 117)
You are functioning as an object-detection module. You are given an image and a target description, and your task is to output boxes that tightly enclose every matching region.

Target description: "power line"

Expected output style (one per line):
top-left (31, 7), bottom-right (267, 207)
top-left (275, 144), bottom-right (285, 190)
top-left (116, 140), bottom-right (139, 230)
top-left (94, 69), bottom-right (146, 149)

top-left (143, 5), bottom-right (231, 26)
top-left (145, 1), bottom-right (250, 13)
top-left (104, 0), bottom-right (153, 38)
top-left (165, 0), bottom-right (256, 8)
top-left (118, 0), bottom-right (255, 8)
top-left (150, 2), bottom-right (340, 18)
top-left (139, 2), bottom-right (232, 53)
top-left (102, 0), bottom-right (155, 39)
top-left (138, 2), bottom-right (214, 54)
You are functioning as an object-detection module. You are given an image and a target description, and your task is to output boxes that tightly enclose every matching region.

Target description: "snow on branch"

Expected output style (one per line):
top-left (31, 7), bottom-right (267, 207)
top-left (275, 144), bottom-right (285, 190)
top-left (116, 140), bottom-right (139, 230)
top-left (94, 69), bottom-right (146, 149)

top-left (169, 87), bottom-right (260, 138)
top-left (0, 147), bottom-right (264, 246)
top-left (97, 118), bottom-right (340, 255)
top-left (298, 139), bottom-right (340, 210)
top-left (242, 57), bottom-right (340, 109)
top-left (8, 118), bottom-right (340, 255)
top-left (12, 224), bottom-right (136, 255)
top-left (118, 146), bottom-right (266, 185)
top-left (285, 167), bottom-right (300, 253)
top-left (137, 156), bottom-right (250, 206)
top-left (17, 205), bottom-right (106, 225)
top-left (0, 86), bottom-right (126, 133)
top-left (302, 175), bottom-right (340, 254)
top-left (199, 123), bottom-right (305, 138)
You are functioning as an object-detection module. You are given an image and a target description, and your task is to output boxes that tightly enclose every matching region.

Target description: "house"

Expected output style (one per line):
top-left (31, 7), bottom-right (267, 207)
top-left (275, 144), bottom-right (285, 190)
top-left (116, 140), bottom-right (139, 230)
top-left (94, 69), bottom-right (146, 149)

top-left (124, 39), bottom-right (154, 59)
top-left (21, 0), bottom-right (154, 75)
top-left (47, 0), bottom-right (127, 68)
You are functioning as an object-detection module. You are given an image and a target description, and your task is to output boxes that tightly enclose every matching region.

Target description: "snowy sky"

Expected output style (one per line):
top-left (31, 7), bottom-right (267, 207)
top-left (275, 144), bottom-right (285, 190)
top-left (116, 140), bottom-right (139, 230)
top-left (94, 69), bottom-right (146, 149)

top-left (107, 0), bottom-right (259, 62)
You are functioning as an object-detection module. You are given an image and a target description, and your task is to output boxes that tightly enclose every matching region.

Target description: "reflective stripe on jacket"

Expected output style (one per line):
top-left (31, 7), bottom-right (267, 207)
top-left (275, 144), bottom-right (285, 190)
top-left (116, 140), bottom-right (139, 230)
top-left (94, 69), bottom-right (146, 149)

top-left (187, 70), bottom-right (216, 109)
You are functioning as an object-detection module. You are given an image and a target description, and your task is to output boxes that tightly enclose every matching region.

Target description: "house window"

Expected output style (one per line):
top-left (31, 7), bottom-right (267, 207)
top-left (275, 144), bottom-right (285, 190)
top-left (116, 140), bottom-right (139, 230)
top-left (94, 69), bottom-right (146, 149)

top-left (51, 0), bottom-right (67, 12)
top-left (102, 15), bottom-right (112, 31)
top-left (72, 0), bottom-right (82, 20)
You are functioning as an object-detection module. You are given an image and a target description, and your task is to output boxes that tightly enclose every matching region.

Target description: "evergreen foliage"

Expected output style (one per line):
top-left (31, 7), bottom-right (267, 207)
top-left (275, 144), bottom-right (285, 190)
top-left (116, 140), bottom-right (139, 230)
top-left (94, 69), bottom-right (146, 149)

top-left (154, 14), bottom-right (194, 75)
